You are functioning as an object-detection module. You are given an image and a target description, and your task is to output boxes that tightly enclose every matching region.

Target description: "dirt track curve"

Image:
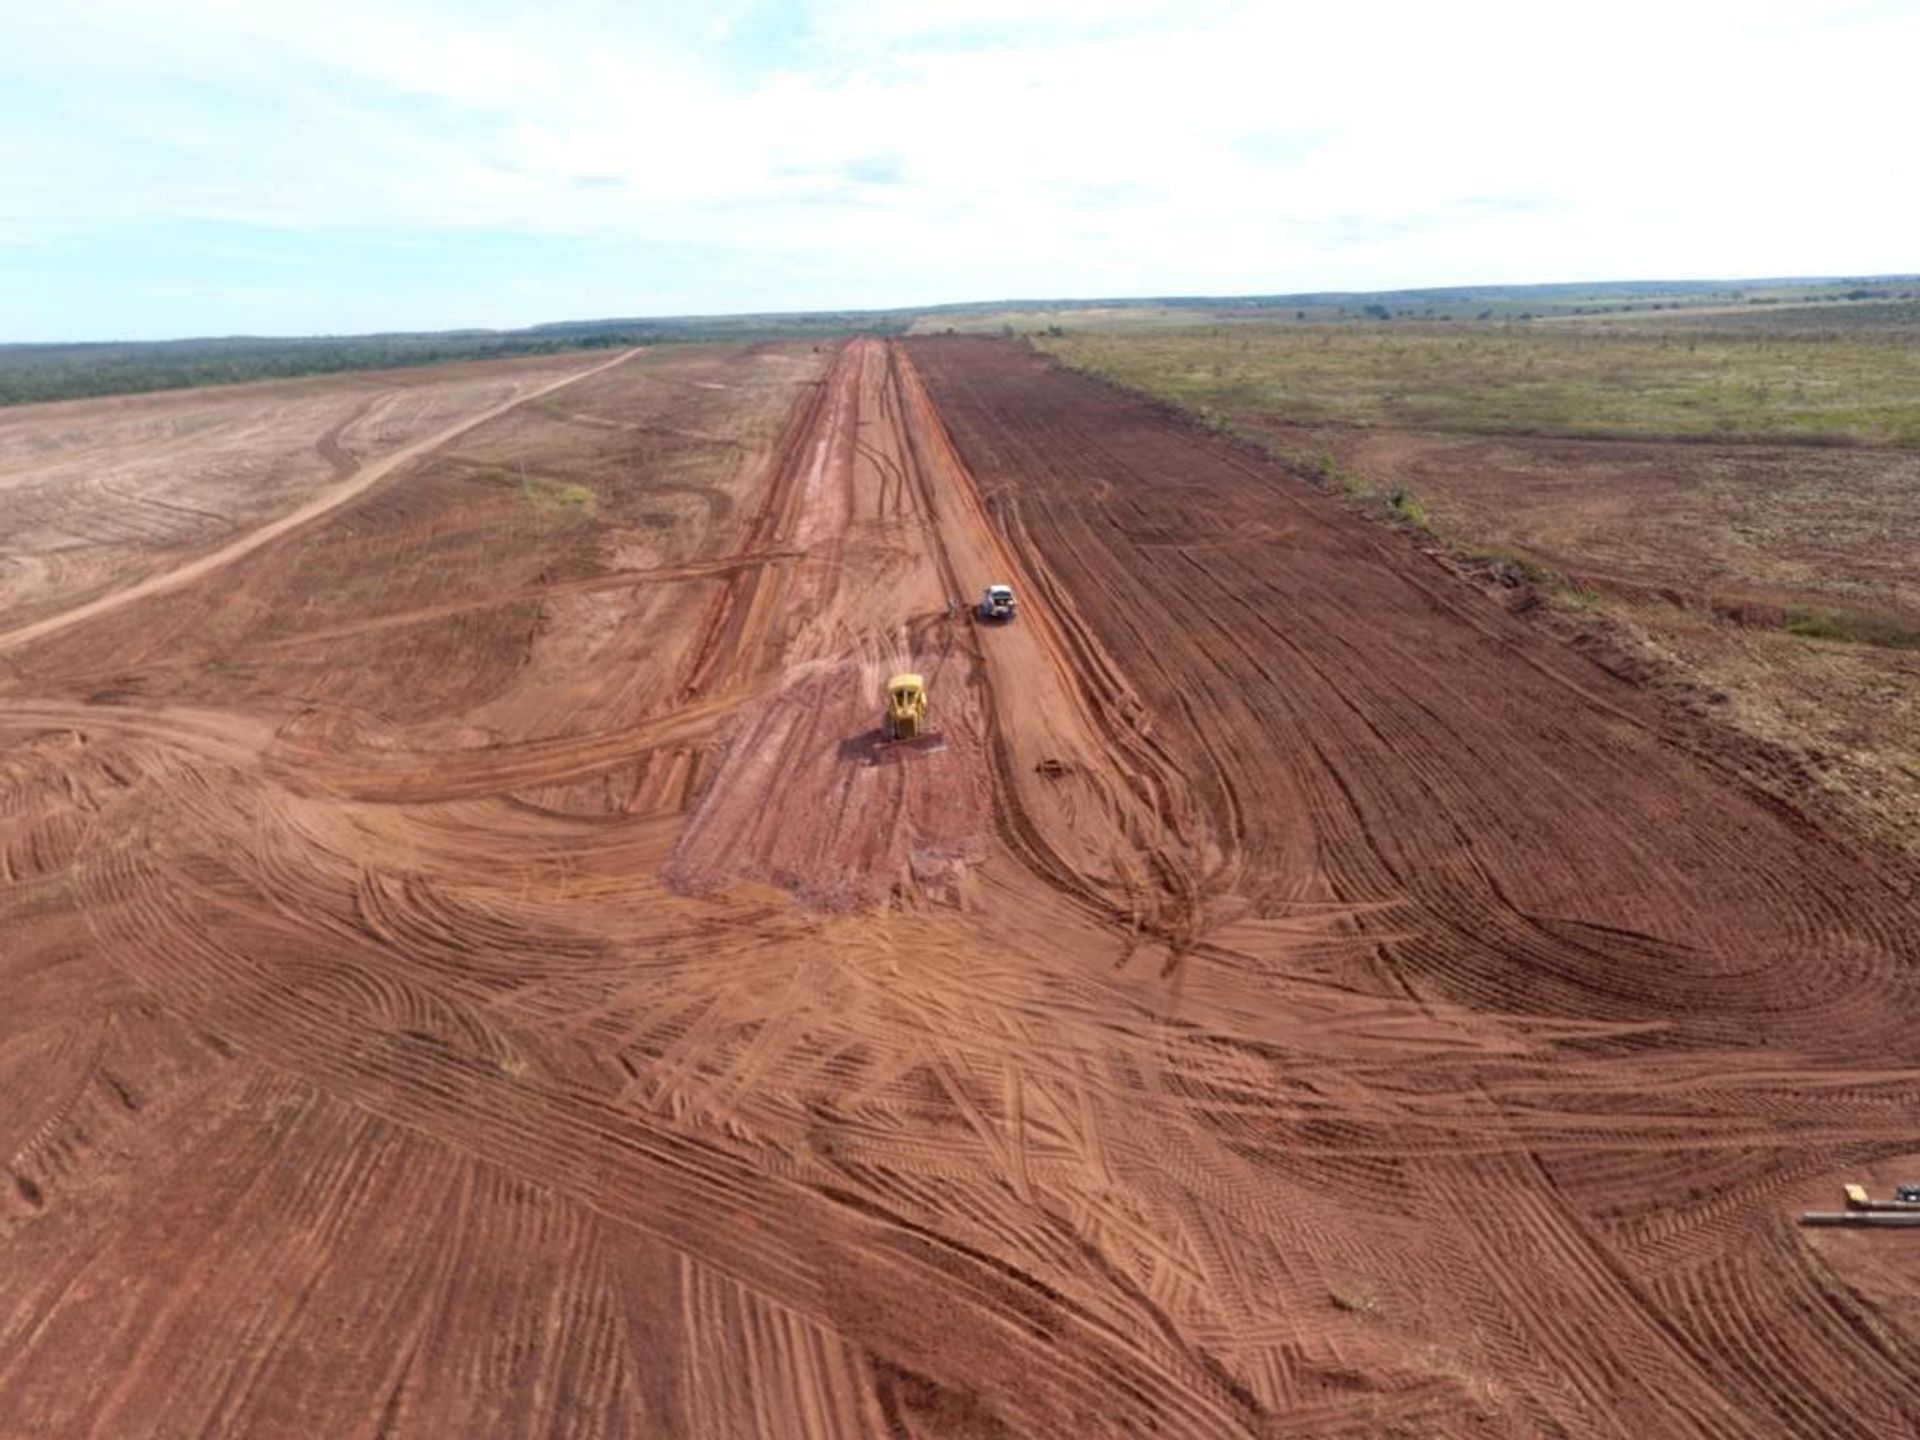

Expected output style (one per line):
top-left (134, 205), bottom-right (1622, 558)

top-left (0, 348), bottom-right (639, 656)
top-left (3, 336), bottom-right (1919, 1437)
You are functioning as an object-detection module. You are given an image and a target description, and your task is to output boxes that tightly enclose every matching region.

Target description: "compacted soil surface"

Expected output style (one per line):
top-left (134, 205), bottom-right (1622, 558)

top-left (3, 336), bottom-right (1918, 1437)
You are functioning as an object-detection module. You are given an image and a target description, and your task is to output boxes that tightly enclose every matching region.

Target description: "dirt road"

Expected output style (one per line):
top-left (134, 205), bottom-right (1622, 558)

top-left (0, 348), bottom-right (639, 656)
top-left (3, 337), bottom-right (1918, 1436)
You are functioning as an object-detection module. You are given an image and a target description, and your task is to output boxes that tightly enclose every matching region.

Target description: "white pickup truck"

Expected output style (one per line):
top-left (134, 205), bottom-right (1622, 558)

top-left (977, 584), bottom-right (1017, 622)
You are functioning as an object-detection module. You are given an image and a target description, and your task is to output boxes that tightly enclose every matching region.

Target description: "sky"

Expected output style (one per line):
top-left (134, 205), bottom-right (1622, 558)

top-left (3, 0), bottom-right (1916, 342)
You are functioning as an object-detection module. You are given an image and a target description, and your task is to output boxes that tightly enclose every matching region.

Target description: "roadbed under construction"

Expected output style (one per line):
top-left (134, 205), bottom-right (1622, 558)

top-left (2, 336), bottom-right (1917, 1437)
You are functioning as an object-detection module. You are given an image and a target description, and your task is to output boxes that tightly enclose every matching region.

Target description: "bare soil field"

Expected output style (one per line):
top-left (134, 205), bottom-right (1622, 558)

top-left (4, 336), bottom-right (1920, 1437)
top-left (1256, 420), bottom-right (1920, 854)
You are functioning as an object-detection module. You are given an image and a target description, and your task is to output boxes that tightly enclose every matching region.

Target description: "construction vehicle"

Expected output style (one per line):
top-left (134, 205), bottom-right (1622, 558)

top-left (977, 584), bottom-right (1017, 622)
top-left (1800, 1183), bottom-right (1920, 1227)
top-left (871, 673), bottom-right (945, 759)
top-left (883, 673), bottom-right (929, 742)
top-left (1845, 1183), bottom-right (1920, 1212)
top-left (1801, 1211), bottom-right (1920, 1228)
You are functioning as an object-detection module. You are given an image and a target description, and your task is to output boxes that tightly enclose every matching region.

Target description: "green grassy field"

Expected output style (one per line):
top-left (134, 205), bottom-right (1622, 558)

top-left (1036, 321), bottom-right (1920, 446)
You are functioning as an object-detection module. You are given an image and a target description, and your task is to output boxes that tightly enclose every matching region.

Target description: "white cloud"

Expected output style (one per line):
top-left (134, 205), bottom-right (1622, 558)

top-left (3, 0), bottom-right (1917, 333)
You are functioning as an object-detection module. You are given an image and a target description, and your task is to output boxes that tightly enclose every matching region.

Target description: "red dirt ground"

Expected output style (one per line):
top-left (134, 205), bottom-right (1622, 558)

top-left (3, 336), bottom-right (1919, 1436)
top-left (1244, 421), bottom-right (1920, 856)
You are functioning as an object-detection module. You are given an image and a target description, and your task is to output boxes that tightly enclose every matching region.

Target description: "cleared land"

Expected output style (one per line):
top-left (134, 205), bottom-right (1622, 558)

top-left (4, 337), bottom-right (1919, 1436)
top-left (1039, 318), bottom-right (1920, 856)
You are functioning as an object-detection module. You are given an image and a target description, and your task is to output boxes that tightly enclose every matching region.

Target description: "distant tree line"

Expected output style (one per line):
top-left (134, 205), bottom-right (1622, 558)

top-left (0, 313), bottom-right (916, 407)
top-left (9, 276), bottom-right (1916, 406)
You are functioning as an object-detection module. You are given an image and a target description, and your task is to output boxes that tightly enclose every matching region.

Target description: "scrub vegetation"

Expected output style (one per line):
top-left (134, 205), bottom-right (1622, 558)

top-left (1038, 321), bottom-right (1920, 447)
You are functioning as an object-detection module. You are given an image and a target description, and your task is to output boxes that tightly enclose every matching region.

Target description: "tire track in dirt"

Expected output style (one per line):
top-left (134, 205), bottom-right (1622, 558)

top-left (9, 336), bottom-right (1920, 1436)
top-left (667, 339), bottom-right (998, 909)
top-left (71, 853), bottom-right (1266, 1438)
top-left (888, 344), bottom-right (1229, 946)
top-left (0, 348), bottom-right (640, 658)
top-left (907, 335), bottom-right (1920, 1435)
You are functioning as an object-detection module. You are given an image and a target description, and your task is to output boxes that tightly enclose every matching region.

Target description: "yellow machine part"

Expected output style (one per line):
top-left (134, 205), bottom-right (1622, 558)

top-left (885, 673), bottom-right (927, 740)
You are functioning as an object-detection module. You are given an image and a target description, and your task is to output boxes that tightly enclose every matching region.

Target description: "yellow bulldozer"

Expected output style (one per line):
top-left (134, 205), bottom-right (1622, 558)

top-left (884, 673), bottom-right (928, 741)
top-left (873, 672), bottom-right (943, 759)
top-left (875, 675), bottom-right (948, 760)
